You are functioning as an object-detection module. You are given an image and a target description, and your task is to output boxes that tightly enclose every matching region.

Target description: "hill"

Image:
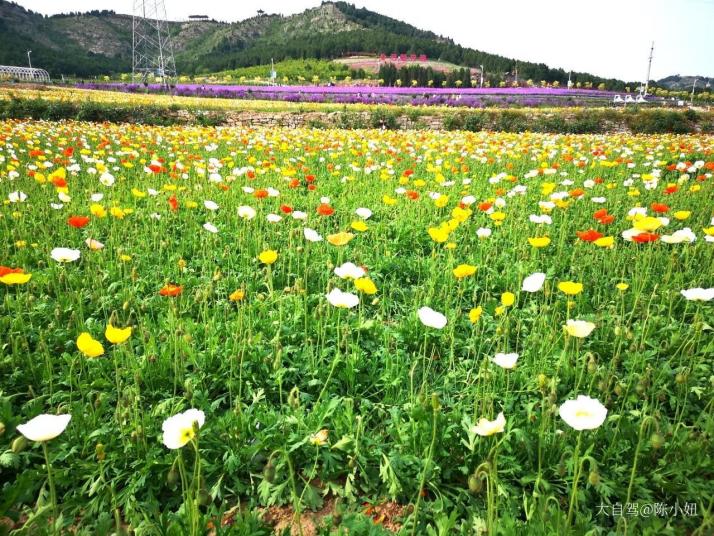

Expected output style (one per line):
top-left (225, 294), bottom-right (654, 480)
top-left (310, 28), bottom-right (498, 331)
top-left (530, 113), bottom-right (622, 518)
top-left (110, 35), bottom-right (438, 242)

top-left (1, 0), bottom-right (630, 88)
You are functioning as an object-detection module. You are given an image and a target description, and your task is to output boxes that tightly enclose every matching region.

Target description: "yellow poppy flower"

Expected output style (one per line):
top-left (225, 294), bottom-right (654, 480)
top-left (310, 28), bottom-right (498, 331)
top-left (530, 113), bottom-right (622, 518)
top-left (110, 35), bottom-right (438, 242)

top-left (0, 272), bottom-right (32, 285)
top-left (350, 221), bottom-right (368, 232)
top-left (428, 227), bottom-right (449, 243)
top-left (633, 216), bottom-right (661, 232)
top-left (105, 323), bottom-right (132, 344)
top-left (673, 211), bottom-right (690, 221)
top-left (557, 281), bottom-right (583, 296)
top-left (77, 332), bottom-right (104, 358)
top-left (501, 292), bottom-right (515, 307)
top-left (469, 306), bottom-right (483, 324)
top-left (258, 250), bottom-right (278, 264)
top-left (229, 289), bottom-right (246, 302)
top-left (594, 236), bottom-right (614, 248)
top-left (528, 236), bottom-right (551, 248)
top-left (354, 277), bottom-right (377, 295)
top-left (453, 264), bottom-right (477, 279)
top-left (326, 232), bottom-right (355, 246)
top-left (616, 283), bottom-right (629, 291)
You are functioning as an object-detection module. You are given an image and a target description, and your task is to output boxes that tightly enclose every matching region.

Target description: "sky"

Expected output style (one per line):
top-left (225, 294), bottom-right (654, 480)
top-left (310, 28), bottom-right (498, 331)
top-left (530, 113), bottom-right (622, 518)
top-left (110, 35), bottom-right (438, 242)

top-left (13, 0), bottom-right (714, 81)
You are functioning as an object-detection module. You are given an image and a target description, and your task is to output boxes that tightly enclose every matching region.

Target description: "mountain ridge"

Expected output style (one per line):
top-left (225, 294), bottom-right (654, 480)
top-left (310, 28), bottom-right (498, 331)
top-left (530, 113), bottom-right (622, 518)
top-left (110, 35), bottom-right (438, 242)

top-left (1, 0), bottom-right (697, 90)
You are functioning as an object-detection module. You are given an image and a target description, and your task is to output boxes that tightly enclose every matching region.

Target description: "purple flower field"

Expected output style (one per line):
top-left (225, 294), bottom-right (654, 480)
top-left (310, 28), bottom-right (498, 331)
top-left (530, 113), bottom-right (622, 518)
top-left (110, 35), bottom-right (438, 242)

top-left (77, 82), bottom-right (642, 108)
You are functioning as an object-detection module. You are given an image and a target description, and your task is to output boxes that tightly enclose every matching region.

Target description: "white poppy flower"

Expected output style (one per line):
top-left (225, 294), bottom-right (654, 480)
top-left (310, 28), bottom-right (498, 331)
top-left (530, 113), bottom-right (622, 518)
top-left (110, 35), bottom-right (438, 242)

top-left (304, 228), bottom-right (322, 242)
top-left (471, 412), bottom-right (506, 436)
top-left (564, 319), bottom-right (596, 338)
top-left (476, 227), bottom-right (492, 239)
top-left (8, 191), bottom-right (27, 203)
top-left (325, 288), bottom-right (359, 309)
top-left (237, 206), bottom-right (256, 220)
top-left (51, 247), bottom-right (81, 263)
top-left (85, 238), bottom-right (104, 250)
top-left (203, 223), bottom-right (218, 234)
top-left (492, 353), bottom-right (519, 369)
top-left (292, 211), bottom-right (307, 220)
top-left (90, 193), bottom-right (104, 202)
top-left (17, 414), bottom-right (71, 442)
top-left (266, 214), bottom-right (282, 223)
top-left (355, 207), bottom-right (372, 219)
top-left (522, 272), bottom-right (546, 293)
top-left (204, 200), bottom-right (219, 211)
top-left (99, 172), bottom-right (115, 187)
top-left (417, 306), bottom-right (447, 329)
top-left (162, 409), bottom-right (205, 449)
top-left (559, 395), bottom-right (607, 430)
top-left (334, 262), bottom-right (365, 280)
top-left (680, 288), bottom-right (714, 301)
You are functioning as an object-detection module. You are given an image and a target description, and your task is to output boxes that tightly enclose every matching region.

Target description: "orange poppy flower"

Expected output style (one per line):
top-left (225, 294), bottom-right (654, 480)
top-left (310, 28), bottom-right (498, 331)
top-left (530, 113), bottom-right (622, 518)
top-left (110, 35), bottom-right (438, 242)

top-left (651, 203), bottom-right (669, 213)
top-left (405, 190), bottom-right (419, 200)
top-left (478, 202), bottom-right (493, 212)
top-left (254, 189), bottom-right (268, 199)
top-left (317, 203), bottom-right (334, 216)
top-left (159, 284), bottom-right (183, 297)
top-left (280, 204), bottom-right (293, 214)
top-left (67, 215), bottom-right (90, 228)
top-left (632, 233), bottom-right (659, 243)
top-left (52, 177), bottom-right (67, 188)
top-left (0, 266), bottom-right (24, 277)
top-left (569, 188), bottom-right (585, 198)
top-left (168, 195), bottom-right (179, 211)
top-left (577, 229), bottom-right (604, 242)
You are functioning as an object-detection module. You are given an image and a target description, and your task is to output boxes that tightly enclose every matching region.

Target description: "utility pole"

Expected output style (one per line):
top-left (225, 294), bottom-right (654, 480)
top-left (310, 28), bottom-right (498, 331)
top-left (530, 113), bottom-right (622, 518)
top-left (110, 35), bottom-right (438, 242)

top-left (643, 41), bottom-right (654, 96)
top-left (690, 78), bottom-right (698, 104)
top-left (480, 64), bottom-right (484, 87)
top-left (27, 50), bottom-right (32, 69)
top-left (567, 70), bottom-right (572, 89)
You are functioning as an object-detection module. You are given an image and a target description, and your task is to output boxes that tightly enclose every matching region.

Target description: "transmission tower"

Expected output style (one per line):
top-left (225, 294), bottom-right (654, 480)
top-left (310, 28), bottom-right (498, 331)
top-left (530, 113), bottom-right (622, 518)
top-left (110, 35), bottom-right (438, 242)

top-left (132, 0), bottom-right (177, 87)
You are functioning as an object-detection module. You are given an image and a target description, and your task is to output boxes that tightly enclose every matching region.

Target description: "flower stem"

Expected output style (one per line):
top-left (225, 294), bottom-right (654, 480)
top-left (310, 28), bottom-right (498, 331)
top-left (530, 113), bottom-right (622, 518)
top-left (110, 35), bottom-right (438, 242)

top-left (566, 432), bottom-right (583, 527)
top-left (42, 442), bottom-right (58, 528)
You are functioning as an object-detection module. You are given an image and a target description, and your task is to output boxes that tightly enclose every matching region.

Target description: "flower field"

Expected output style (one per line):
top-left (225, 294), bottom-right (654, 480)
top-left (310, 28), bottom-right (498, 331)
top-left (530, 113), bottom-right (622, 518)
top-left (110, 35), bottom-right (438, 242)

top-left (78, 83), bottom-right (625, 108)
top-left (1, 120), bottom-right (713, 535)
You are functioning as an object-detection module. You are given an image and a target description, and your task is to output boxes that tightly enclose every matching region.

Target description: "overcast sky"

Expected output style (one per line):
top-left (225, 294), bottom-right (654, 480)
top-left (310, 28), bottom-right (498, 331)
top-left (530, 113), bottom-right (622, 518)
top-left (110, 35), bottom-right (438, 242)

top-left (13, 0), bottom-right (714, 80)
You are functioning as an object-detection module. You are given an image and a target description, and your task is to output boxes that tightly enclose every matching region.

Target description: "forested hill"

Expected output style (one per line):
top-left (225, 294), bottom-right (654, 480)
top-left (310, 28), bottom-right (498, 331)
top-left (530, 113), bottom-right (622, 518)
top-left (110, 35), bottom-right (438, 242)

top-left (1, 0), bottom-right (629, 88)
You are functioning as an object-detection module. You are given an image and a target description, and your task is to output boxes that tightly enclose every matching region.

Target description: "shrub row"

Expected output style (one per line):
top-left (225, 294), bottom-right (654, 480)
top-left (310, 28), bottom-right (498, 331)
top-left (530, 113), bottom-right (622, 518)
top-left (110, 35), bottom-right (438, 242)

top-left (1, 95), bottom-right (711, 134)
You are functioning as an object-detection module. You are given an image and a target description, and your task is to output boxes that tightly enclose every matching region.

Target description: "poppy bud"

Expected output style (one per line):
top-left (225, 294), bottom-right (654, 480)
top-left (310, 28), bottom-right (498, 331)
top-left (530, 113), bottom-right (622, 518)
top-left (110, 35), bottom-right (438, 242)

top-left (650, 432), bottom-right (665, 449)
top-left (167, 467), bottom-right (179, 486)
top-left (431, 393), bottom-right (441, 412)
top-left (198, 488), bottom-right (211, 506)
top-left (537, 374), bottom-right (548, 390)
top-left (614, 383), bottom-right (624, 396)
top-left (11, 436), bottom-right (27, 453)
top-left (0, 421), bottom-right (4, 436)
top-left (288, 386), bottom-right (300, 410)
top-left (263, 460), bottom-right (276, 483)
top-left (588, 470), bottom-right (600, 486)
top-left (95, 443), bottom-right (106, 461)
top-left (675, 373), bottom-right (687, 385)
top-left (468, 474), bottom-right (483, 494)
top-left (587, 358), bottom-right (597, 374)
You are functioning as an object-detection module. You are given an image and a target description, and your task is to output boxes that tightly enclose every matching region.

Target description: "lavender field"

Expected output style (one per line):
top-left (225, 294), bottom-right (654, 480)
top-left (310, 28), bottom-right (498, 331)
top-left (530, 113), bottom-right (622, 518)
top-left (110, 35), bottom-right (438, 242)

top-left (76, 83), bottom-right (650, 108)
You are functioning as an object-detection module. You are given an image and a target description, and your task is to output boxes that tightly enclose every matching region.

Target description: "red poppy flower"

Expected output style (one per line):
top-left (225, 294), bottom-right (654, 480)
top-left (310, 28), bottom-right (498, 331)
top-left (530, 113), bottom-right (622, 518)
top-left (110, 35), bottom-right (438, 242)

top-left (316, 203), bottom-right (334, 216)
top-left (405, 190), bottom-right (419, 200)
top-left (0, 266), bottom-right (24, 277)
top-left (651, 203), bottom-right (669, 213)
top-left (52, 177), bottom-right (67, 188)
top-left (279, 204), bottom-right (293, 214)
top-left (246, 170), bottom-right (256, 179)
top-left (63, 147), bottom-right (74, 157)
top-left (632, 233), bottom-right (659, 243)
top-left (403, 169), bottom-right (414, 177)
top-left (593, 209), bottom-right (608, 220)
top-left (598, 214), bottom-right (615, 225)
top-left (569, 188), bottom-right (585, 198)
top-left (29, 149), bottom-right (43, 158)
top-left (168, 195), bottom-right (179, 211)
top-left (159, 284), bottom-right (183, 297)
top-left (664, 185), bottom-right (678, 194)
top-left (577, 229), bottom-right (604, 242)
top-left (148, 164), bottom-right (163, 174)
top-left (254, 189), bottom-right (268, 199)
top-left (305, 174), bottom-right (315, 183)
top-left (288, 179), bottom-right (300, 188)
top-left (594, 177), bottom-right (604, 184)
top-left (307, 184), bottom-right (316, 191)
top-left (67, 215), bottom-right (90, 229)
top-left (478, 202), bottom-right (493, 212)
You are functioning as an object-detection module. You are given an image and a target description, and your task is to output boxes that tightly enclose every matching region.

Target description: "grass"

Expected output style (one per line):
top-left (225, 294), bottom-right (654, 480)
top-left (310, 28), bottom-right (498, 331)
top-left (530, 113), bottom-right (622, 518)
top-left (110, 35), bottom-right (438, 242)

top-left (0, 121), bottom-right (713, 535)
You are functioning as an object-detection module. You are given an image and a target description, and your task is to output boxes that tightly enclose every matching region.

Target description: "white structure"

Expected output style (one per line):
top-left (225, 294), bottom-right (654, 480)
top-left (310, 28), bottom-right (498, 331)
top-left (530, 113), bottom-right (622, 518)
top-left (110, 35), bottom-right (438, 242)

top-left (0, 65), bottom-right (51, 82)
top-left (132, 0), bottom-right (177, 86)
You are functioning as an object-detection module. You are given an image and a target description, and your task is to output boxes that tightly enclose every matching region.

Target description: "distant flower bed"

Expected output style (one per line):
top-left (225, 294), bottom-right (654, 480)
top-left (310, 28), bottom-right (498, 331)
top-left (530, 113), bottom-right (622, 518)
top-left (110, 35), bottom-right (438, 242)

top-left (76, 83), bottom-right (628, 108)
